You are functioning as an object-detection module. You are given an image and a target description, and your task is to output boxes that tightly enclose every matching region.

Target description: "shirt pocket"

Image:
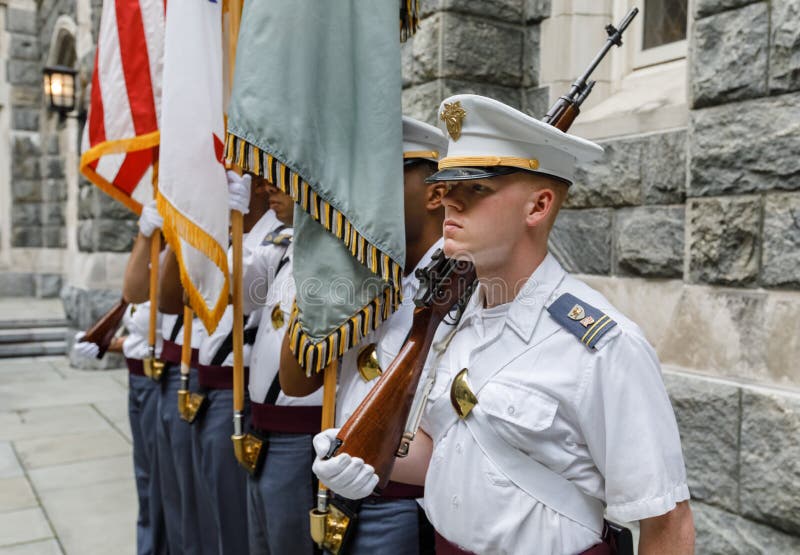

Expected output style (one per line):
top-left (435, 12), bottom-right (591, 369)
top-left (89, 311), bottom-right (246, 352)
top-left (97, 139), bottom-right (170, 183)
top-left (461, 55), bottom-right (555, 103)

top-left (479, 379), bottom-right (559, 453)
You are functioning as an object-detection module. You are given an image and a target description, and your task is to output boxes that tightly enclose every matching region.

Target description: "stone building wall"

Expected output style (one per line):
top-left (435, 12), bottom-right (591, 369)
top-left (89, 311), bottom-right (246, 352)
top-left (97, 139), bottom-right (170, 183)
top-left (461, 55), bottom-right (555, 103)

top-left (402, 0), bottom-right (800, 551)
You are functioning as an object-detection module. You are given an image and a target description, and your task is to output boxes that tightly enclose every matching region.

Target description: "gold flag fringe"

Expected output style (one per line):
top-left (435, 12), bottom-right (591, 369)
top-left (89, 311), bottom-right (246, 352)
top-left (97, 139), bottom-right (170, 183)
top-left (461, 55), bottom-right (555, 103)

top-left (225, 131), bottom-right (403, 374)
top-left (156, 192), bottom-right (230, 334)
top-left (79, 130), bottom-right (161, 215)
top-left (399, 0), bottom-right (420, 42)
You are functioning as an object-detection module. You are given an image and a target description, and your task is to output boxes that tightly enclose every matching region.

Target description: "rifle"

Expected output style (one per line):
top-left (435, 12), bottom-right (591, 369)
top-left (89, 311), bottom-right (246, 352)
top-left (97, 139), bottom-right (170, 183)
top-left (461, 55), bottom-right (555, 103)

top-left (327, 9), bottom-right (639, 488)
top-left (327, 251), bottom-right (476, 489)
top-left (542, 7), bottom-right (638, 131)
top-left (79, 298), bottom-right (129, 359)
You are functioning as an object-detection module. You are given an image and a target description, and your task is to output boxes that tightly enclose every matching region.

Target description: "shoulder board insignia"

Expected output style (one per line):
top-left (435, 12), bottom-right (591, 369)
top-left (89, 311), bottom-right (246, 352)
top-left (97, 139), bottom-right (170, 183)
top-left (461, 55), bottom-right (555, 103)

top-left (546, 293), bottom-right (617, 350)
top-left (261, 232), bottom-right (292, 247)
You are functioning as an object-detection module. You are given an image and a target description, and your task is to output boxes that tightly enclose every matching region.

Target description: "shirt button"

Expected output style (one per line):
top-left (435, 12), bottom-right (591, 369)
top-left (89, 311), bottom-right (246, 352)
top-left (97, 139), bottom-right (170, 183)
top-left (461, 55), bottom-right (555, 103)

top-left (452, 495), bottom-right (459, 507)
top-left (507, 405), bottom-right (515, 416)
top-left (455, 443), bottom-right (462, 454)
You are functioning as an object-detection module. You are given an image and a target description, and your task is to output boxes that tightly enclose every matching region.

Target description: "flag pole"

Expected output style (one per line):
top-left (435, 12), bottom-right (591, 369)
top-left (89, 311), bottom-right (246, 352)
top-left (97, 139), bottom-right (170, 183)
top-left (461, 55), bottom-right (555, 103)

top-left (144, 162), bottom-right (165, 381)
top-left (309, 359), bottom-right (338, 549)
top-left (223, 0), bottom-right (255, 469)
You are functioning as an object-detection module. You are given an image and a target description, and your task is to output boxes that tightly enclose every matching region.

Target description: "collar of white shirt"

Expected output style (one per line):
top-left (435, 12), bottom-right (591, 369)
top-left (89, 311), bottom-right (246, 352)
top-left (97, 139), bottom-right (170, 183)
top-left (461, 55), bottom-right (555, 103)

top-left (457, 252), bottom-right (567, 344)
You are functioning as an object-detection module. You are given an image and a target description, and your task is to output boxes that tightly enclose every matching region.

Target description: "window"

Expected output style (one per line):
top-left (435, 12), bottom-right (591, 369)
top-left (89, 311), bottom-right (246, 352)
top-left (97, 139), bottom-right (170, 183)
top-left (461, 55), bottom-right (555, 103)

top-left (642, 0), bottom-right (688, 50)
top-left (633, 0), bottom-right (688, 68)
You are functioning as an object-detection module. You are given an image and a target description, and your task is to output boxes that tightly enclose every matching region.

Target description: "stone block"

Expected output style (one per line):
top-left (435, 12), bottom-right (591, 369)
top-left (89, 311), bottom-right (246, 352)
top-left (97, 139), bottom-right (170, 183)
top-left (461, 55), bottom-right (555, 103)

top-left (689, 3), bottom-right (768, 109)
top-left (12, 180), bottom-right (41, 202)
top-left (0, 273), bottom-right (36, 297)
top-left (11, 203), bottom-right (40, 226)
top-left (421, 0), bottom-right (525, 21)
top-left (740, 389), bottom-right (800, 534)
top-left (440, 13), bottom-right (524, 87)
top-left (6, 8), bottom-right (37, 34)
top-left (693, 0), bottom-right (761, 18)
top-left (770, 0), bottom-right (800, 94)
top-left (567, 138), bottom-right (642, 209)
top-left (12, 134), bottom-right (41, 157)
top-left (401, 36), bottom-right (414, 87)
top-left (641, 130), bottom-right (687, 204)
top-left (46, 135), bottom-right (60, 155)
top-left (761, 193), bottom-right (800, 288)
top-left (523, 85), bottom-right (549, 119)
top-left (411, 14), bottom-right (441, 84)
top-left (549, 208), bottom-right (612, 274)
top-left (525, 0), bottom-right (550, 22)
top-left (764, 295), bottom-right (800, 385)
top-left (687, 196), bottom-right (760, 286)
top-left (615, 206), bottom-right (684, 278)
top-left (523, 24), bottom-right (540, 87)
top-left (42, 226), bottom-right (66, 248)
top-left (35, 274), bottom-right (63, 298)
top-left (689, 93), bottom-right (800, 196)
top-left (9, 33), bottom-right (40, 60)
top-left (660, 288), bottom-right (768, 382)
top-left (441, 78), bottom-right (522, 109)
top-left (12, 107), bottom-right (40, 131)
top-left (95, 188), bottom-right (136, 220)
top-left (663, 373), bottom-right (740, 512)
top-left (81, 219), bottom-right (137, 252)
top-left (12, 226), bottom-right (42, 248)
top-left (12, 154), bottom-right (41, 180)
top-left (61, 286), bottom-right (122, 330)
top-left (7, 59), bottom-right (43, 87)
top-left (693, 502), bottom-right (800, 554)
top-left (78, 220), bottom-right (94, 252)
top-left (11, 86), bottom-right (43, 107)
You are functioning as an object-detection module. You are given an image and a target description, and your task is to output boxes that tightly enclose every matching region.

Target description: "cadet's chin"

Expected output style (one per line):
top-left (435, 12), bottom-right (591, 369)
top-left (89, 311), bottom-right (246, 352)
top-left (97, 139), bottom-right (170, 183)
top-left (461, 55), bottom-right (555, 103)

top-left (443, 239), bottom-right (472, 262)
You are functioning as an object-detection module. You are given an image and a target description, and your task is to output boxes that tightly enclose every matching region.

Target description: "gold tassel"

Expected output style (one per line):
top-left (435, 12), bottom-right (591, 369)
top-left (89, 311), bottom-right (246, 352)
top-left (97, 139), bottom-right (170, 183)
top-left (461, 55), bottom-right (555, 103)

top-left (399, 0), bottom-right (419, 42)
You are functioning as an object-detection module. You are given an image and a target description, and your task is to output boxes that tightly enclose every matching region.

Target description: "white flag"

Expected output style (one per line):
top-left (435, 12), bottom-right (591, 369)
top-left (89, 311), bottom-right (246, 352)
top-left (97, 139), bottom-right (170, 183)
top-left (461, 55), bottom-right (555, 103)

top-left (157, 0), bottom-right (228, 332)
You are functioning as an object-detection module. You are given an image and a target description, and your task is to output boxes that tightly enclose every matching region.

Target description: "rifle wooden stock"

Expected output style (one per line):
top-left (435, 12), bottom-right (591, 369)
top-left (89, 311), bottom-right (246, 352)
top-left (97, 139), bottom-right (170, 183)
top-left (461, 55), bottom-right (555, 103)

top-left (331, 252), bottom-right (476, 490)
top-left (553, 103), bottom-right (580, 132)
top-left (80, 298), bottom-right (129, 358)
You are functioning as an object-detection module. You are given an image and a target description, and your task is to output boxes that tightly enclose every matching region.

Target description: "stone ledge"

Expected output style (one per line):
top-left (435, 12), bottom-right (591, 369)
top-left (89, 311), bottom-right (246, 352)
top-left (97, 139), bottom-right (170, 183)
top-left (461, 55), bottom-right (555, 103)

top-left (692, 501), bottom-right (800, 554)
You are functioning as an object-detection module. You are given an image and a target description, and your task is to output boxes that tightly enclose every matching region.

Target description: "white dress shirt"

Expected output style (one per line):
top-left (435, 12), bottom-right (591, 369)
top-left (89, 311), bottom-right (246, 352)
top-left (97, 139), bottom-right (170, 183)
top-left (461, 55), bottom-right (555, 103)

top-left (122, 301), bottom-right (163, 360)
top-left (420, 253), bottom-right (689, 554)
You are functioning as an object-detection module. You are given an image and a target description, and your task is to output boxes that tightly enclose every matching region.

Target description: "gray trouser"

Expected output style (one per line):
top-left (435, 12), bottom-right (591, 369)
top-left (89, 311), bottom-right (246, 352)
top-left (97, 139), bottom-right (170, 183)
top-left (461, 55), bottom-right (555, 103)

top-left (129, 372), bottom-right (168, 555)
top-left (247, 432), bottom-right (317, 555)
top-left (191, 388), bottom-right (249, 555)
top-left (326, 498), bottom-right (422, 555)
top-left (156, 366), bottom-right (211, 555)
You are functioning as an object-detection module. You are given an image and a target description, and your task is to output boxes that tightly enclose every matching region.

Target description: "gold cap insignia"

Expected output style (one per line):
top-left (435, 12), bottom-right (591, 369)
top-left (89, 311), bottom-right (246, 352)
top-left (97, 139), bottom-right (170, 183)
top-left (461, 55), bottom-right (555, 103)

top-left (356, 343), bottom-right (382, 382)
top-left (271, 305), bottom-right (285, 330)
top-left (440, 101), bottom-right (466, 141)
top-left (568, 304), bottom-right (586, 321)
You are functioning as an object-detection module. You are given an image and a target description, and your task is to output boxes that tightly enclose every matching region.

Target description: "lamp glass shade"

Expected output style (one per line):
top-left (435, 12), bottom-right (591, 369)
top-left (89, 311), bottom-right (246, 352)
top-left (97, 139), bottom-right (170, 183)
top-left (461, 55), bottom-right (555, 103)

top-left (43, 66), bottom-right (77, 114)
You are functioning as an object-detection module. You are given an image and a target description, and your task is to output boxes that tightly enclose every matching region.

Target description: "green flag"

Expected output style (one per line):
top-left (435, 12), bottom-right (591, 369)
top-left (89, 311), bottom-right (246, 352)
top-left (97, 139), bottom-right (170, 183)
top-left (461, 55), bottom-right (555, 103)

top-left (226, 1), bottom-right (406, 374)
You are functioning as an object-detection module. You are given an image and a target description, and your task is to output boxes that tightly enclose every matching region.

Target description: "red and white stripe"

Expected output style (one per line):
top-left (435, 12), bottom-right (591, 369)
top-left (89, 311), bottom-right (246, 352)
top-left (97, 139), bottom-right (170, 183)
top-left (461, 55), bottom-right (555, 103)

top-left (81, 0), bottom-right (165, 212)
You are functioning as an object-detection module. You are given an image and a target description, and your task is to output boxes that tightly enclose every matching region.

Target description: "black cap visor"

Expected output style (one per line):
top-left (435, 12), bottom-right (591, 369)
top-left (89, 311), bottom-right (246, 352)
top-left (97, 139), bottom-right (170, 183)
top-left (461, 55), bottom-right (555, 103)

top-left (425, 166), bottom-right (521, 183)
top-left (425, 166), bottom-right (573, 187)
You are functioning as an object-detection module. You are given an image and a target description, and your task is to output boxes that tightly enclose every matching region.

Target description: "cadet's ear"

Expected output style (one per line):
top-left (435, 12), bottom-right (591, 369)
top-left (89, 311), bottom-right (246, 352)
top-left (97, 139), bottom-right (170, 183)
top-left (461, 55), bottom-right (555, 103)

top-left (524, 187), bottom-right (556, 228)
top-left (426, 183), bottom-right (446, 211)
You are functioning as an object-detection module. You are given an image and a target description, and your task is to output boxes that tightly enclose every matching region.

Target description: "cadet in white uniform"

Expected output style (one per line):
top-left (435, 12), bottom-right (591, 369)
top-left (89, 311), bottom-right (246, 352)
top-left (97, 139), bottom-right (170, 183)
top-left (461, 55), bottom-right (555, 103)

top-left (242, 181), bottom-right (324, 554)
top-left (312, 95), bottom-right (695, 555)
top-left (285, 116), bottom-right (448, 554)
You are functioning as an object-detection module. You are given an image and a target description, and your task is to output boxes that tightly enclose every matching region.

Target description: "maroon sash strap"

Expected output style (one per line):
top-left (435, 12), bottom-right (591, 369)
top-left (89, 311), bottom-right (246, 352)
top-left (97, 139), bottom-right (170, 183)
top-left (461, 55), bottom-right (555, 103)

top-left (378, 481), bottom-right (424, 499)
top-left (160, 339), bottom-right (199, 366)
top-left (196, 364), bottom-right (249, 390)
top-left (125, 357), bottom-right (145, 377)
top-left (250, 401), bottom-right (322, 435)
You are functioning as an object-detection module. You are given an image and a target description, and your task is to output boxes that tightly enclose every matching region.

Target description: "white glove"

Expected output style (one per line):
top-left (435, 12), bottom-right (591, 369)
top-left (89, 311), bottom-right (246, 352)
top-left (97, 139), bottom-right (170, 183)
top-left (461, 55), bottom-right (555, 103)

top-left (227, 171), bottom-right (251, 214)
top-left (312, 428), bottom-right (379, 500)
top-left (73, 331), bottom-right (100, 359)
top-left (137, 200), bottom-right (163, 237)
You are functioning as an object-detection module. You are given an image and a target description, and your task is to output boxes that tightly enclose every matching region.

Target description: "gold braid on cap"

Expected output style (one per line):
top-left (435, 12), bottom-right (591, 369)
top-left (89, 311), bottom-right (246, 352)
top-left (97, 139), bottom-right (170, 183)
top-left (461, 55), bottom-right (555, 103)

top-left (438, 156), bottom-right (540, 171)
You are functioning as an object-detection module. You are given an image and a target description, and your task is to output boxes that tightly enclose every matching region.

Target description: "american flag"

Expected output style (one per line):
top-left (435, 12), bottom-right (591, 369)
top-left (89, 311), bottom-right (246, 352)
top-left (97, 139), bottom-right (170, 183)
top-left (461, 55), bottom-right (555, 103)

top-left (80, 0), bottom-right (165, 214)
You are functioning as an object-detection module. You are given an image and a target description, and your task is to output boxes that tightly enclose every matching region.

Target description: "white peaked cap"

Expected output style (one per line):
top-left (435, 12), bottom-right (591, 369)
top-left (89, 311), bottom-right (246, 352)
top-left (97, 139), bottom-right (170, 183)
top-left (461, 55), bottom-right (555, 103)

top-left (403, 115), bottom-right (448, 162)
top-left (429, 94), bottom-right (604, 185)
